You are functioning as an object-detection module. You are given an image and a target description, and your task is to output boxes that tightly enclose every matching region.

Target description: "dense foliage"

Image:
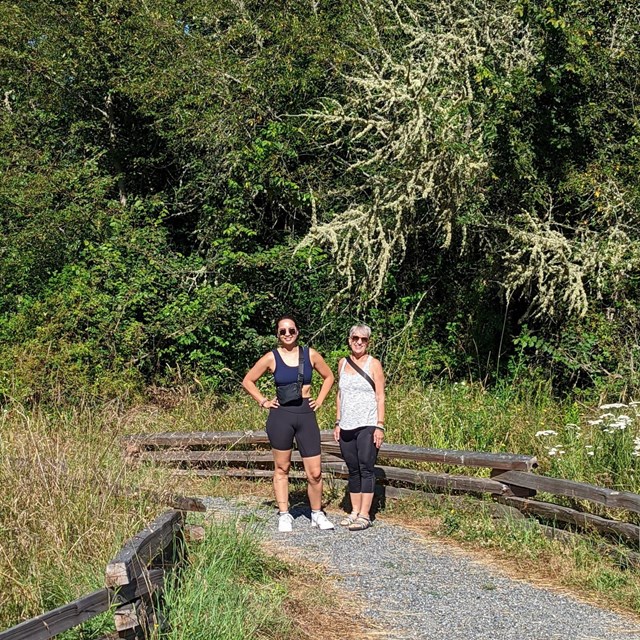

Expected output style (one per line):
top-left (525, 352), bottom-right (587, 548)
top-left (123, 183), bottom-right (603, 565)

top-left (1, 0), bottom-right (638, 402)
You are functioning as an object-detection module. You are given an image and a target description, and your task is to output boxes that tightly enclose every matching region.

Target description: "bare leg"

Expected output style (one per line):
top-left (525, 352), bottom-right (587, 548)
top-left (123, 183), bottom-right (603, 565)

top-left (357, 492), bottom-right (375, 519)
top-left (302, 454), bottom-right (323, 511)
top-left (272, 448), bottom-right (292, 512)
top-left (349, 492), bottom-right (363, 515)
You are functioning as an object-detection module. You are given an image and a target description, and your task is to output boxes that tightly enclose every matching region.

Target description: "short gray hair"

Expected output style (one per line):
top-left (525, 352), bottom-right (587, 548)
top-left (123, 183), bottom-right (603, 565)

top-left (349, 324), bottom-right (372, 339)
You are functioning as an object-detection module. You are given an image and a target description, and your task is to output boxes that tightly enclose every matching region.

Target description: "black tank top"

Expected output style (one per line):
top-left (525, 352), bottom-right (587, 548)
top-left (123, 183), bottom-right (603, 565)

top-left (272, 347), bottom-right (312, 386)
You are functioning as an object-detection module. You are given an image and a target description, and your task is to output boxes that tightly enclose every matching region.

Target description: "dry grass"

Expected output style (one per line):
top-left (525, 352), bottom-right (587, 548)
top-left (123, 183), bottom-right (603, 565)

top-left (4, 386), bottom-right (640, 634)
top-left (262, 544), bottom-right (382, 640)
top-left (0, 402), bottom-right (161, 628)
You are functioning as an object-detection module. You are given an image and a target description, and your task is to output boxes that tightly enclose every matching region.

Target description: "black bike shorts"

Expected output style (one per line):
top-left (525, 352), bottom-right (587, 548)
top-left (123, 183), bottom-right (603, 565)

top-left (265, 398), bottom-right (321, 457)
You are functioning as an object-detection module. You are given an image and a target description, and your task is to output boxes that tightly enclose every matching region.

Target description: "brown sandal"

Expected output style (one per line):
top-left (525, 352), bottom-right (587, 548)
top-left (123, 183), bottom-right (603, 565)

top-left (348, 516), bottom-right (372, 531)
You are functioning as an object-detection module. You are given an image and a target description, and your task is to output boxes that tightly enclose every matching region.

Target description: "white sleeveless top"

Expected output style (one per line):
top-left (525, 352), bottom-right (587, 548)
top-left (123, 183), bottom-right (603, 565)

top-left (338, 356), bottom-right (377, 430)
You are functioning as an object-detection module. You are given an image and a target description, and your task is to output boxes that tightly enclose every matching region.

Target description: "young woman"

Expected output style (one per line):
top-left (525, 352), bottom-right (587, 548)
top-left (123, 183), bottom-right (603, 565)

top-left (334, 324), bottom-right (385, 531)
top-left (242, 315), bottom-right (335, 532)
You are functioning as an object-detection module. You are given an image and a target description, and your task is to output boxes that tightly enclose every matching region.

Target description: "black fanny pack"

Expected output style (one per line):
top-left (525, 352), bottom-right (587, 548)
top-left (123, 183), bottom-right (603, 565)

top-left (276, 347), bottom-right (305, 404)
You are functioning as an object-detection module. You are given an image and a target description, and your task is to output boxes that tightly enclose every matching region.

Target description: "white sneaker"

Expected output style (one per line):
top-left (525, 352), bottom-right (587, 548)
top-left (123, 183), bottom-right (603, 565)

top-left (278, 512), bottom-right (294, 533)
top-left (311, 511), bottom-right (335, 530)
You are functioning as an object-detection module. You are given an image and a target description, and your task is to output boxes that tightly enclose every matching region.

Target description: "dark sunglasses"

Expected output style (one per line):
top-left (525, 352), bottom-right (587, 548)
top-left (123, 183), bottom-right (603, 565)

top-left (278, 328), bottom-right (298, 336)
top-left (350, 335), bottom-right (369, 343)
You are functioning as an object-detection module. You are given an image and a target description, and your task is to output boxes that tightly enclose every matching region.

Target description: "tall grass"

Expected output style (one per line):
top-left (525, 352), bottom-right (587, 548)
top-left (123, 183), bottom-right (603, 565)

top-left (382, 382), bottom-right (640, 493)
top-left (0, 401), bottom-right (160, 630)
top-left (161, 520), bottom-right (292, 640)
top-left (130, 381), bottom-right (640, 492)
top-left (2, 378), bottom-right (639, 632)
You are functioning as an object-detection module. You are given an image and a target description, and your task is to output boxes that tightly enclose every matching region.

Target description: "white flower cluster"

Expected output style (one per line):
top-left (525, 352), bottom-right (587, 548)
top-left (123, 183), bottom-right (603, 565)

top-left (595, 402), bottom-right (636, 434)
top-left (534, 401), bottom-right (640, 459)
top-left (535, 429), bottom-right (565, 455)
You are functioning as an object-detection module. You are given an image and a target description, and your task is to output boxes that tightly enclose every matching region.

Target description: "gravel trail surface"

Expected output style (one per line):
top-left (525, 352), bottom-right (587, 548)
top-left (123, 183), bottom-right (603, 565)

top-left (202, 496), bottom-right (640, 640)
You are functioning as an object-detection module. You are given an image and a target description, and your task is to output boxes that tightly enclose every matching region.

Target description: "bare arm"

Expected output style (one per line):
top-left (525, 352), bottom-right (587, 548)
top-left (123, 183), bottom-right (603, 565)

top-left (309, 348), bottom-right (334, 411)
top-left (371, 358), bottom-right (386, 447)
top-left (334, 358), bottom-right (344, 441)
top-left (241, 352), bottom-right (278, 409)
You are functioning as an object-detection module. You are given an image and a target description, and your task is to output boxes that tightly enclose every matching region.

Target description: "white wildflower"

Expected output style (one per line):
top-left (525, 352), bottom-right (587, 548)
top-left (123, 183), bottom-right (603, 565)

top-left (536, 429), bottom-right (558, 437)
top-left (599, 403), bottom-right (627, 410)
top-left (587, 419), bottom-right (603, 425)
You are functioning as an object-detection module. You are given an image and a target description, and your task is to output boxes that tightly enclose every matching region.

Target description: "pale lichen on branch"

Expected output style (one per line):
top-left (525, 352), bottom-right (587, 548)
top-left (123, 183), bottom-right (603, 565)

top-left (297, 0), bottom-right (535, 303)
top-left (298, 0), bottom-right (639, 319)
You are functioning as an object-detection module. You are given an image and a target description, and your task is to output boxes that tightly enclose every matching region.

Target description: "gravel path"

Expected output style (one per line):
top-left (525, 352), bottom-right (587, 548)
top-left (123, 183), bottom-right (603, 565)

top-left (201, 496), bottom-right (640, 640)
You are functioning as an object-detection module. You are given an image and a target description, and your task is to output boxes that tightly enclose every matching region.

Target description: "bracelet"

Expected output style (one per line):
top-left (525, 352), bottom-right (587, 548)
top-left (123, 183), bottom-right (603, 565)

top-left (260, 399), bottom-right (268, 408)
top-left (375, 424), bottom-right (385, 431)
top-left (335, 420), bottom-right (340, 427)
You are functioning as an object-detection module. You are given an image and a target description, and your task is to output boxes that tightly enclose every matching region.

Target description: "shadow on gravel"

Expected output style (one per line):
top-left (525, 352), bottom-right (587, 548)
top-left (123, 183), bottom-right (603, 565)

top-left (257, 471), bottom-right (397, 523)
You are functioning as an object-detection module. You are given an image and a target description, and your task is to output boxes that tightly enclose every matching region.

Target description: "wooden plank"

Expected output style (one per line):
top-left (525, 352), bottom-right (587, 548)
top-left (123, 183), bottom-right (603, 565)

top-left (170, 468), bottom-right (310, 479)
top-left (0, 571), bottom-right (164, 640)
top-left (321, 442), bottom-right (537, 471)
top-left (497, 496), bottom-right (640, 546)
top-left (114, 600), bottom-right (153, 633)
top-left (164, 494), bottom-right (206, 512)
top-left (105, 510), bottom-right (183, 587)
top-left (168, 464), bottom-right (508, 495)
top-left (0, 590), bottom-right (109, 640)
top-left (122, 430), bottom-right (335, 449)
top-left (321, 462), bottom-right (511, 495)
top-left (493, 471), bottom-right (640, 514)
top-left (118, 487), bottom-right (206, 512)
top-left (138, 450), bottom-right (341, 465)
top-left (123, 431), bottom-right (536, 471)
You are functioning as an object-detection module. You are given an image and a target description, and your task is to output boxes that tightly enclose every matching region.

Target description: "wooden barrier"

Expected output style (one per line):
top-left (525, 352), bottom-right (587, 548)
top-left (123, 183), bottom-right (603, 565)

top-left (492, 470), bottom-right (640, 514)
top-left (124, 429), bottom-right (640, 549)
top-left (323, 441), bottom-right (538, 472)
top-left (5, 429), bottom-right (640, 638)
top-left (0, 511), bottom-right (186, 640)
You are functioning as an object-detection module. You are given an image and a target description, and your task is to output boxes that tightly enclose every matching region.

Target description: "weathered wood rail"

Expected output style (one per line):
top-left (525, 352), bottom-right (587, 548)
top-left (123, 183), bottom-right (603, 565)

top-left (5, 429), bottom-right (640, 638)
top-left (124, 429), bottom-right (640, 547)
top-left (0, 509), bottom-right (193, 640)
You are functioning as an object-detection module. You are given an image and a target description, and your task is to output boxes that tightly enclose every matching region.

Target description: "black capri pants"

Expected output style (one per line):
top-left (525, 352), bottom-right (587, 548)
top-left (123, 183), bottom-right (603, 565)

top-left (265, 399), bottom-right (321, 458)
top-left (339, 425), bottom-right (378, 493)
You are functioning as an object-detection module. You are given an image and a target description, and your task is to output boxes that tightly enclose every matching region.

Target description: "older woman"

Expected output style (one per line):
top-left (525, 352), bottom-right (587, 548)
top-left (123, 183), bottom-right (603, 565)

top-left (242, 315), bottom-right (335, 532)
top-left (333, 324), bottom-right (385, 531)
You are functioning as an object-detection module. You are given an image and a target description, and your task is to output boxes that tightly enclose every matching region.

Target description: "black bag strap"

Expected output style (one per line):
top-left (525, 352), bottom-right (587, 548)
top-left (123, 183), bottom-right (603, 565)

top-left (346, 356), bottom-right (375, 391)
top-left (297, 347), bottom-right (305, 387)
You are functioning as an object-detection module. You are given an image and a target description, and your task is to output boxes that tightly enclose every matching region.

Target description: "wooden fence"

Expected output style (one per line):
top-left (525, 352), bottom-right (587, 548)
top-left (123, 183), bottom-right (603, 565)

top-left (0, 508), bottom-right (198, 640)
top-left (123, 429), bottom-right (640, 548)
top-left (6, 429), bottom-right (640, 638)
